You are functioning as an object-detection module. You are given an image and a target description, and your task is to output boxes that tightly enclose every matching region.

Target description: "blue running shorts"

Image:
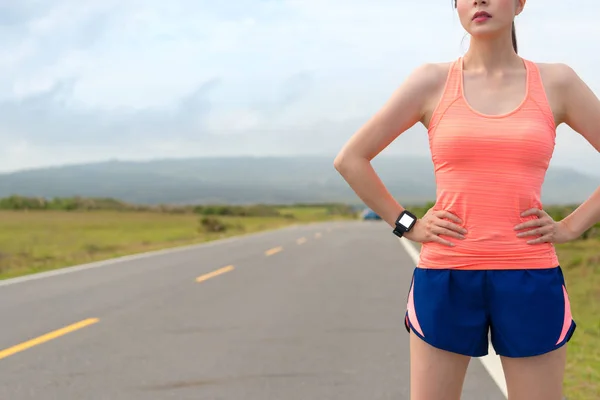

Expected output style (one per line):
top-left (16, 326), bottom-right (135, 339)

top-left (404, 266), bottom-right (576, 358)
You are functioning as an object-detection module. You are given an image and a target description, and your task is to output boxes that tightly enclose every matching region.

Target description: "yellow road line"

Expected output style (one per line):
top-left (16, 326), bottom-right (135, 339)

top-left (265, 246), bottom-right (283, 256)
top-left (0, 318), bottom-right (99, 361)
top-left (314, 232), bottom-right (322, 239)
top-left (296, 237), bottom-right (307, 245)
top-left (196, 265), bottom-right (235, 283)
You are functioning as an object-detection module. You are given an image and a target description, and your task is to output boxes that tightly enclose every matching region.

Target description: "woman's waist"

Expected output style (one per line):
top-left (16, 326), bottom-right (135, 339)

top-left (419, 239), bottom-right (558, 269)
top-left (424, 231), bottom-right (554, 249)
top-left (434, 187), bottom-right (542, 207)
top-left (432, 194), bottom-right (544, 229)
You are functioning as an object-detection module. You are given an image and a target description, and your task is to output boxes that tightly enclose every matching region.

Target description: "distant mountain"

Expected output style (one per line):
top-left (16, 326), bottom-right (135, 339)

top-left (0, 156), bottom-right (596, 206)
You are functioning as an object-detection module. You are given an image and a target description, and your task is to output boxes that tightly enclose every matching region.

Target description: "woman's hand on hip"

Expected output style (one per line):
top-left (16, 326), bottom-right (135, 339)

top-left (405, 209), bottom-right (467, 247)
top-left (514, 208), bottom-right (577, 244)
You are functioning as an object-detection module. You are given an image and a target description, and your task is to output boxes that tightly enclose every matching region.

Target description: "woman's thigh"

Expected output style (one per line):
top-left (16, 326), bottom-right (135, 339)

top-left (410, 332), bottom-right (471, 400)
top-left (500, 346), bottom-right (567, 400)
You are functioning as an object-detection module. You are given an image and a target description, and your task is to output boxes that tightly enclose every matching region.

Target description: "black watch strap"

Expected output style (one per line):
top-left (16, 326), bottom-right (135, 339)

top-left (392, 225), bottom-right (405, 238)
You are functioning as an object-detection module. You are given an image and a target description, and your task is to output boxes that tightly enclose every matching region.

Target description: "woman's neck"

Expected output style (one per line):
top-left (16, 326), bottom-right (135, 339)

top-left (463, 35), bottom-right (521, 73)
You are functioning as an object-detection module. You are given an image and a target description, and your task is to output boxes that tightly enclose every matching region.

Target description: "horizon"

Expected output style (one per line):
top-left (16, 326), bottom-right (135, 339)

top-left (2, 153), bottom-right (599, 180)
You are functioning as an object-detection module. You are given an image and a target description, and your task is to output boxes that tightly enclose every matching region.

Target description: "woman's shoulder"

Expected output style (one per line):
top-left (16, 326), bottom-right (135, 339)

top-left (403, 61), bottom-right (456, 103)
top-left (403, 61), bottom-right (457, 127)
top-left (409, 61), bottom-right (455, 87)
top-left (531, 60), bottom-right (579, 90)
top-left (529, 60), bottom-right (584, 125)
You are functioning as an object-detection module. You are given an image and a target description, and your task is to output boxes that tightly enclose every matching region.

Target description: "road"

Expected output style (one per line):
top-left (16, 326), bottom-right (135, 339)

top-left (0, 220), bottom-right (506, 399)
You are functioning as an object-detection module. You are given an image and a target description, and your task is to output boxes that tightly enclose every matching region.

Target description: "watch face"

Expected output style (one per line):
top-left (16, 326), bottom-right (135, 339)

top-left (398, 213), bottom-right (415, 228)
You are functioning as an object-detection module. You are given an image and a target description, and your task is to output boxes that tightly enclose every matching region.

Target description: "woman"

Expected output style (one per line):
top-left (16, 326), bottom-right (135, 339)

top-left (333, 0), bottom-right (600, 399)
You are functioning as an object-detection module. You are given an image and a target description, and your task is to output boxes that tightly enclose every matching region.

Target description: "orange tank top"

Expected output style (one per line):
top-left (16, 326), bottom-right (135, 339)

top-left (418, 56), bottom-right (560, 270)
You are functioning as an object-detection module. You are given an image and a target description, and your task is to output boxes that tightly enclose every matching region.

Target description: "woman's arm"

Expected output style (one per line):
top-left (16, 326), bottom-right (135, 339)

top-left (556, 64), bottom-right (600, 238)
top-left (333, 63), bottom-right (446, 228)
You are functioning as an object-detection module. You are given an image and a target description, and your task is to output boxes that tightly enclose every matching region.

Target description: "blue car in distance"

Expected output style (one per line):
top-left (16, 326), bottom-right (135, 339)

top-left (361, 208), bottom-right (382, 220)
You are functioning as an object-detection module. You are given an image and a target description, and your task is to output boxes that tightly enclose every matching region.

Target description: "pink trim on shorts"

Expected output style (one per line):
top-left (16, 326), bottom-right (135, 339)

top-left (407, 278), bottom-right (425, 337)
top-left (556, 285), bottom-right (572, 345)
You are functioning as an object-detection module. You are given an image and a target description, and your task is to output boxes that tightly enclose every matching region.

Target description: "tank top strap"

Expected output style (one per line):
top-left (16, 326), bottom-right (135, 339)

top-left (522, 59), bottom-right (556, 130)
top-left (428, 57), bottom-right (463, 131)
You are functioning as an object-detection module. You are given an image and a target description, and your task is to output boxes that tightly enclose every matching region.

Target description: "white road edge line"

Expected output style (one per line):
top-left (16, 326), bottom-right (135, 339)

top-left (398, 237), bottom-right (508, 398)
top-left (0, 222), bottom-right (330, 288)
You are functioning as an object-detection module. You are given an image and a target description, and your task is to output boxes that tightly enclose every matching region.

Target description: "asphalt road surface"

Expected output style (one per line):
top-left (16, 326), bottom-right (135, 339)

top-left (0, 220), bottom-right (506, 399)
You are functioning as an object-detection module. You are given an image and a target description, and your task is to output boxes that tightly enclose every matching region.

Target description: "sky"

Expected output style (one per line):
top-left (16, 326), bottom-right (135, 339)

top-left (1, 0), bottom-right (599, 174)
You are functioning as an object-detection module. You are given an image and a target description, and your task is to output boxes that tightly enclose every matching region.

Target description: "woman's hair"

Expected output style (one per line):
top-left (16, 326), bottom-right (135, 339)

top-left (453, 0), bottom-right (518, 53)
top-left (510, 22), bottom-right (518, 53)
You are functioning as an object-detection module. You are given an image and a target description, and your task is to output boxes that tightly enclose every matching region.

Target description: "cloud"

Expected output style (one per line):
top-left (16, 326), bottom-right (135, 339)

top-left (0, 77), bottom-right (222, 151)
top-left (0, 0), bottom-right (598, 174)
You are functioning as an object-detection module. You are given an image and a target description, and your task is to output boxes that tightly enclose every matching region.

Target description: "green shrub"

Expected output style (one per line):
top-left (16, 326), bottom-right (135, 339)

top-left (199, 216), bottom-right (227, 233)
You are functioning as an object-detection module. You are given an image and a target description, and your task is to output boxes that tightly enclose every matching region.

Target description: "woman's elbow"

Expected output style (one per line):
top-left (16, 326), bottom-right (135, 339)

top-left (333, 152), bottom-right (344, 172)
top-left (333, 151), bottom-right (350, 173)
top-left (333, 151), bottom-right (363, 175)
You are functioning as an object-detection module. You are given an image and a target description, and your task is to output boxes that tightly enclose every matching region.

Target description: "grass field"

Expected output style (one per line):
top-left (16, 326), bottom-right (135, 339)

top-left (555, 238), bottom-right (600, 399)
top-left (0, 207), bottom-right (352, 280)
top-left (0, 207), bottom-right (597, 398)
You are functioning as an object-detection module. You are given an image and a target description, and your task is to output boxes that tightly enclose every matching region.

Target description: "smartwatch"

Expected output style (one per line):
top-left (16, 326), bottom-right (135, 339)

top-left (392, 209), bottom-right (417, 238)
